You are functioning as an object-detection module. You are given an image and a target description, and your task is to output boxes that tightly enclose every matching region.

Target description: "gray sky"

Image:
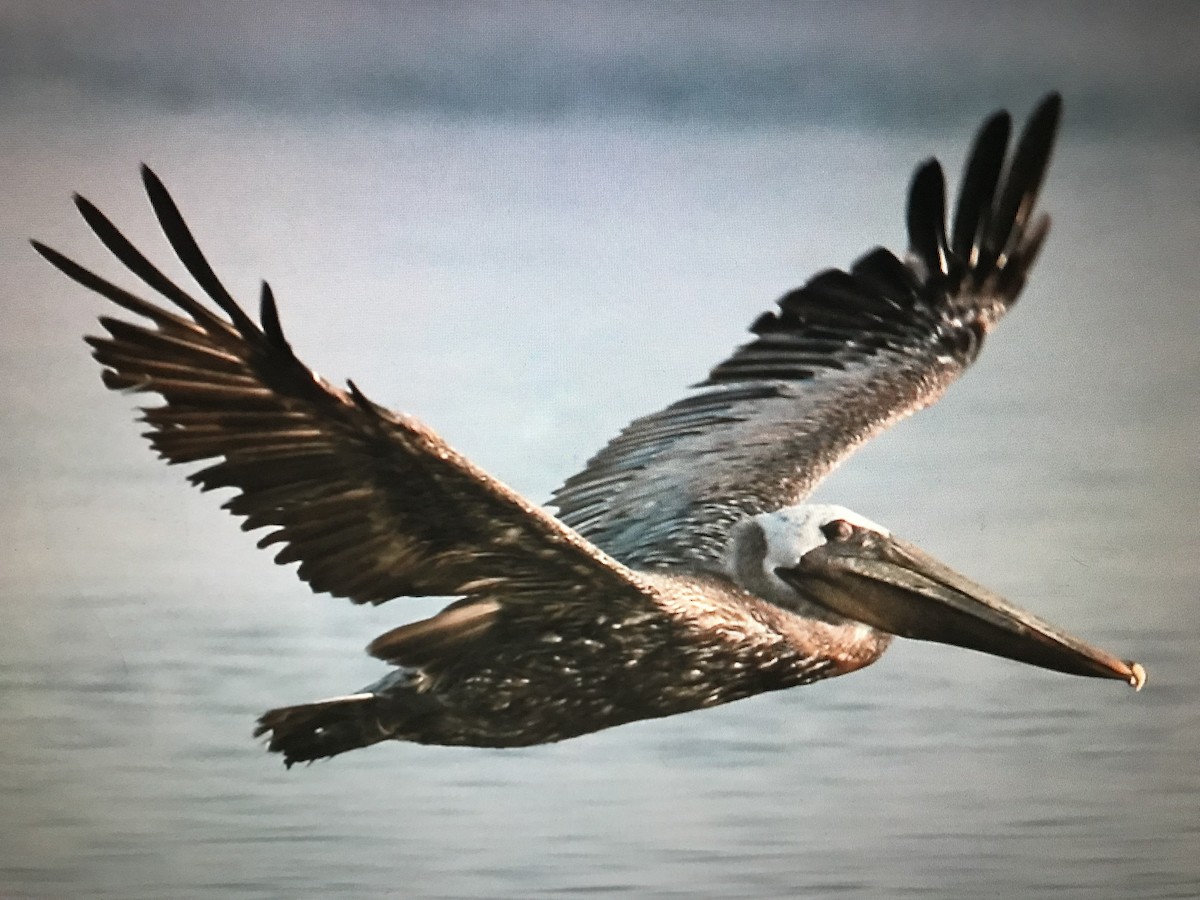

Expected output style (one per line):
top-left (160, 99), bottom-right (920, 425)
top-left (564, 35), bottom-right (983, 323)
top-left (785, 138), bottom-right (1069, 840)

top-left (1, 1), bottom-right (1198, 132)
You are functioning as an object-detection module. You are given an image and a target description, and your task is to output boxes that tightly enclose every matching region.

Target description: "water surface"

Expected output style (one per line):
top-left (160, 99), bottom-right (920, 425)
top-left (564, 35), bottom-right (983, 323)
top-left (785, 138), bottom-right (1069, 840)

top-left (1, 29), bottom-right (1198, 900)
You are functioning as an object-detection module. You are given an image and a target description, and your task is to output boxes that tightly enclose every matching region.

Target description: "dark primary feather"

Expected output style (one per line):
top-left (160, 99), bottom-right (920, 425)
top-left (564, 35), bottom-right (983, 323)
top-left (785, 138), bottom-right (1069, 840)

top-left (33, 165), bottom-right (671, 663)
top-left (951, 111), bottom-right (1011, 266)
top-left (552, 93), bottom-right (1061, 569)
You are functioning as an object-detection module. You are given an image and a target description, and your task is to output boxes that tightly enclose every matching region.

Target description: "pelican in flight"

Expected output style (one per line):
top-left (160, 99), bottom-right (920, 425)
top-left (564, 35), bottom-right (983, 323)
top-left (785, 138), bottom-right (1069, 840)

top-left (36, 92), bottom-right (1143, 766)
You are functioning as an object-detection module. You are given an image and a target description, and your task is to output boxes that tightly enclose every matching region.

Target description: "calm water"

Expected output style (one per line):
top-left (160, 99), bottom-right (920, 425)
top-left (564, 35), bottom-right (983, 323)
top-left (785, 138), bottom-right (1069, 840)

top-left (1, 100), bottom-right (1197, 897)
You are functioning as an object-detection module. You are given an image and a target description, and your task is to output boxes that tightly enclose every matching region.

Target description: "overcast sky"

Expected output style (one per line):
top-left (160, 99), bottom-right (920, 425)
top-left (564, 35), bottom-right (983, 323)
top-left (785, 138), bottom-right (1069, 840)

top-left (1, 1), bottom-right (1197, 133)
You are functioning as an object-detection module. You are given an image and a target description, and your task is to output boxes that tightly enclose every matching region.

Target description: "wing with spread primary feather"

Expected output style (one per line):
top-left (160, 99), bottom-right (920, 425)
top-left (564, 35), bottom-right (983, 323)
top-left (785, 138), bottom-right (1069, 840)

top-left (34, 166), bottom-right (664, 638)
top-left (552, 93), bottom-right (1061, 570)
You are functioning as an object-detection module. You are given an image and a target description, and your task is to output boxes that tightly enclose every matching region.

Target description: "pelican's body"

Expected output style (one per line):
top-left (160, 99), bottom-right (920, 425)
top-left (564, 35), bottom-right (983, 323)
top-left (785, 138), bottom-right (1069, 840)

top-left (353, 569), bottom-right (885, 750)
top-left (352, 516), bottom-right (897, 750)
top-left (36, 93), bottom-right (1143, 765)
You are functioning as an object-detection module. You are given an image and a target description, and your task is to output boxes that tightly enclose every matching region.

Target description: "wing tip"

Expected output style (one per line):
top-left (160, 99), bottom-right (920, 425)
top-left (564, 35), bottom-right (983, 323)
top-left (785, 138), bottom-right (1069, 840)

top-left (259, 281), bottom-right (287, 346)
top-left (907, 158), bottom-right (949, 277)
top-left (140, 162), bottom-right (164, 195)
top-left (941, 91), bottom-right (1063, 308)
top-left (29, 237), bottom-right (53, 261)
top-left (1034, 90), bottom-right (1063, 124)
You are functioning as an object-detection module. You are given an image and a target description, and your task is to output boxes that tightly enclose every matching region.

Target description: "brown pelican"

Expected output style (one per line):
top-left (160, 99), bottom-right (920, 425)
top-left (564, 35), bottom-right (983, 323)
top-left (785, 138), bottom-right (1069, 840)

top-left (34, 92), bottom-right (1144, 767)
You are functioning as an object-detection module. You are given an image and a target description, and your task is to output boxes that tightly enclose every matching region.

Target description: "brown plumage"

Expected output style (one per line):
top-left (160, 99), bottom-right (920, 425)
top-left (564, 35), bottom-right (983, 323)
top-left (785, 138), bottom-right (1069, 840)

top-left (33, 92), bottom-right (1143, 767)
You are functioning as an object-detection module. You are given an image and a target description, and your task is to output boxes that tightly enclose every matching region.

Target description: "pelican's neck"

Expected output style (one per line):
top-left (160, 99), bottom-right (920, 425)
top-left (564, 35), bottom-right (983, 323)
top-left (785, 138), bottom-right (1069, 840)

top-left (641, 569), bottom-right (893, 681)
top-left (773, 613), bottom-right (894, 676)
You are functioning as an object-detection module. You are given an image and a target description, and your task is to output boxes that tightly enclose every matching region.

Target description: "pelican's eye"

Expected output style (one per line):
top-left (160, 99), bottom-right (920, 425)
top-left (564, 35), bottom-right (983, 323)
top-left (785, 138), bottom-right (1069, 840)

top-left (821, 519), bottom-right (856, 542)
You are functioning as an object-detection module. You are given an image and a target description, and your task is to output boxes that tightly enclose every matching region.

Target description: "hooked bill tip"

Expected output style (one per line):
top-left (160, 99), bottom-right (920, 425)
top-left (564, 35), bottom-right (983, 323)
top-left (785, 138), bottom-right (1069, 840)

top-left (1127, 661), bottom-right (1147, 692)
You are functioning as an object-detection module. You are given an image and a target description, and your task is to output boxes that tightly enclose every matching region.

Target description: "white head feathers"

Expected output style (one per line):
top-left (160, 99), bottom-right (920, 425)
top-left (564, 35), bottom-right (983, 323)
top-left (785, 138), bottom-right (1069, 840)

top-left (727, 504), bottom-right (889, 610)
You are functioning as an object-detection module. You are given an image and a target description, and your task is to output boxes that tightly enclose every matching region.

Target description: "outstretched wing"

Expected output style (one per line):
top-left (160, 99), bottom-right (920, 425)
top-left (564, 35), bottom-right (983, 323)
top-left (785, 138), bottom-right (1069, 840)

top-left (552, 93), bottom-right (1062, 570)
top-left (34, 167), bottom-right (664, 646)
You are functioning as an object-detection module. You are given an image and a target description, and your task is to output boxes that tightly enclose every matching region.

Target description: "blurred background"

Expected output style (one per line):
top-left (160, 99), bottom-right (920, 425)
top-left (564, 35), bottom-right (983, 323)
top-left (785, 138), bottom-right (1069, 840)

top-left (1, 2), bottom-right (1197, 897)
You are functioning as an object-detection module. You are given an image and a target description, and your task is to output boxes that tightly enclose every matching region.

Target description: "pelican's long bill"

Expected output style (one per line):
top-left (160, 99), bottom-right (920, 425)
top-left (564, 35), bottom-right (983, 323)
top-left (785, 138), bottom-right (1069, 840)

top-left (778, 531), bottom-right (1146, 689)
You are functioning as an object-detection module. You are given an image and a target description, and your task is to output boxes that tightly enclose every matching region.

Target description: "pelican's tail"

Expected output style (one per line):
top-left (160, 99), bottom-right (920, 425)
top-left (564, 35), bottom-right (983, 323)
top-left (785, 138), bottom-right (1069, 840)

top-left (255, 672), bottom-right (439, 768)
top-left (254, 693), bottom-right (396, 767)
top-left (255, 669), bottom-right (440, 766)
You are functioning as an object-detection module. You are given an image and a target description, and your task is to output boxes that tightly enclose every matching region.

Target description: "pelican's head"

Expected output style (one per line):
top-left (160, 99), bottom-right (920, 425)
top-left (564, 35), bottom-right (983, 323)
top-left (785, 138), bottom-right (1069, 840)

top-left (730, 503), bottom-right (1145, 689)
